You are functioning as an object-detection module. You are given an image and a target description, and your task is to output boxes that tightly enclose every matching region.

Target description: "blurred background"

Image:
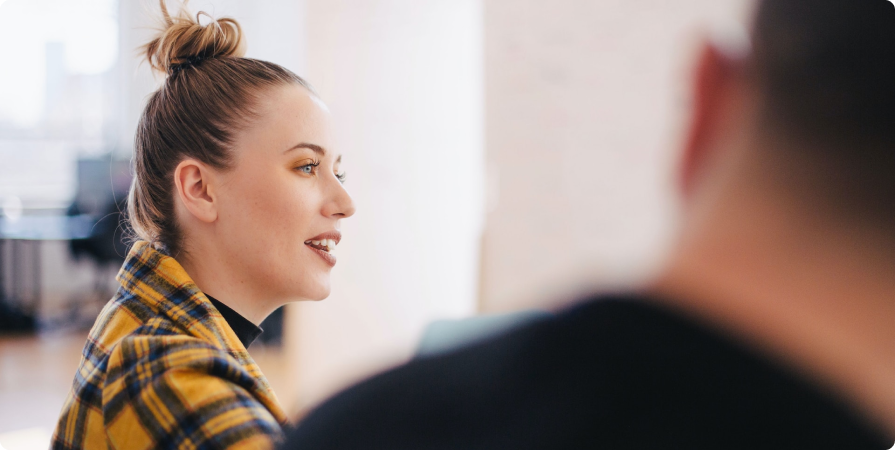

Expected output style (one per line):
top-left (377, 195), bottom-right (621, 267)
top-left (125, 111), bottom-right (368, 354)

top-left (0, 0), bottom-right (750, 447)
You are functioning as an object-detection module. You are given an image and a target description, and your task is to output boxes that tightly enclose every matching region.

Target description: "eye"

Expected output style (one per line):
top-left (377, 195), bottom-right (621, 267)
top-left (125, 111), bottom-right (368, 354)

top-left (295, 162), bottom-right (320, 175)
top-left (336, 171), bottom-right (347, 184)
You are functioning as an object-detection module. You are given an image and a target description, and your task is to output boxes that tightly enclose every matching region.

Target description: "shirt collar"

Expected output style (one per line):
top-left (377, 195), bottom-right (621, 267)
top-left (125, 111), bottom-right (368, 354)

top-left (116, 241), bottom-right (253, 356)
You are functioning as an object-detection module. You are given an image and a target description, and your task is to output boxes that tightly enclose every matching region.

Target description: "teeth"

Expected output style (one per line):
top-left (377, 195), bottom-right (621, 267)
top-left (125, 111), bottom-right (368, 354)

top-left (307, 238), bottom-right (337, 252)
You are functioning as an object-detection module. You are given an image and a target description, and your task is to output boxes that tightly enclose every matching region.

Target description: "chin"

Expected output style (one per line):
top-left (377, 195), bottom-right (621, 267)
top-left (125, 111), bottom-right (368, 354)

top-left (277, 259), bottom-right (333, 301)
top-left (280, 287), bottom-right (330, 303)
top-left (305, 289), bottom-right (331, 302)
top-left (297, 279), bottom-right (331, 302)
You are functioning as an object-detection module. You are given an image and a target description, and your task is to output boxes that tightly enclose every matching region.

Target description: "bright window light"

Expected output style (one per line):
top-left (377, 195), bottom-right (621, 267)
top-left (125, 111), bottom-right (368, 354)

top-left (0, 0), bottom-right (118, 127)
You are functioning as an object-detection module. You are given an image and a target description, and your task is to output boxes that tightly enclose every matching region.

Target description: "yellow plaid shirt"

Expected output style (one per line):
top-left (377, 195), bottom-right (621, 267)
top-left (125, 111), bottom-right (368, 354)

top-left (52, 242), bottom-right (288, 449)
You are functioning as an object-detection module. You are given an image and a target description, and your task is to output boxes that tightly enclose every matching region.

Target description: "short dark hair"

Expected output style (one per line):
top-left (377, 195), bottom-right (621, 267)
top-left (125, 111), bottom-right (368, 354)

top-left (750, 0), bottom-right (895, 223)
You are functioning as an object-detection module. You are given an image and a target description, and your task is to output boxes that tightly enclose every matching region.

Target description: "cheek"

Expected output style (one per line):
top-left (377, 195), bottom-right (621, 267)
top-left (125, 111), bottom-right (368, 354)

top-left (220, 170), bottom-right (318, 253)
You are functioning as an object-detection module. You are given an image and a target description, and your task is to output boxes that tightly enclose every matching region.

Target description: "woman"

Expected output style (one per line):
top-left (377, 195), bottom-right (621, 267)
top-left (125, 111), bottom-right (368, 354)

top-left (52, 2), bottom-right (355, 449)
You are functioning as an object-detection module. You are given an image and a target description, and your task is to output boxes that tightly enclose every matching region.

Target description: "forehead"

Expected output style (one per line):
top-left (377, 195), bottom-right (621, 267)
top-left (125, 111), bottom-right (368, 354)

top-left (266, 84), bottom-right (328, 120)
top-left (239, 84), bottom-right (333, 152)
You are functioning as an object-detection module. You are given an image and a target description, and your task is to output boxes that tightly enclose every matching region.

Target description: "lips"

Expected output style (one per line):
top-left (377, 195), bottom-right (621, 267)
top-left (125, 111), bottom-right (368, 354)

top-left (305, 230), bottom-right (341, 266)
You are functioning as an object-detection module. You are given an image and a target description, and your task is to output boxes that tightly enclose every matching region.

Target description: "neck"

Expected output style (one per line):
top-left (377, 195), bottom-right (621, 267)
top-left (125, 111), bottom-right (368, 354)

top-left (652, 188), bottom-right (895, 433)
top-left (177, 241), bottom-right (277, 326)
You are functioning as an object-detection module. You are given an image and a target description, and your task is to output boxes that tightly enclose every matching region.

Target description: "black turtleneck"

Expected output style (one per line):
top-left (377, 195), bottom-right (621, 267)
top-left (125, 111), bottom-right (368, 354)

top-left (205, 294), bottom-right (263, 349)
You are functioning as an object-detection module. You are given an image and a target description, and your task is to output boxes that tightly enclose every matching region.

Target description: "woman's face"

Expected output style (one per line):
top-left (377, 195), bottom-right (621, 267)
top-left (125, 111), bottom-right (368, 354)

top-left (213, 84), bottom-right (355, 303)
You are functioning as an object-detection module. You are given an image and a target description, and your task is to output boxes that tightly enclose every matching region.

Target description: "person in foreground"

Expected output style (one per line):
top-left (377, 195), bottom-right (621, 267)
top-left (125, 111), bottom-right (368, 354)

top-left (52, 2), bottom-right (355, 449)
top-left (284, 0), bottom-right (895, 448)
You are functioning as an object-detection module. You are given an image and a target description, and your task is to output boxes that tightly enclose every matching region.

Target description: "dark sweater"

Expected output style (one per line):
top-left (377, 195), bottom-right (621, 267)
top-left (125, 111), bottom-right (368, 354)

top-left (283, 295), bottom-right (892, 449)
top-left (206, 294), bottom-right (262, 349)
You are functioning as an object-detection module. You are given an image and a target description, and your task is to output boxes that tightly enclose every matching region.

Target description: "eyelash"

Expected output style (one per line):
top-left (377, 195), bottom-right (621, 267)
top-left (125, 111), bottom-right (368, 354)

top-left (296, 162), bottom-right (348, 184)
top-left (296, 162), bottom-right (319, 175)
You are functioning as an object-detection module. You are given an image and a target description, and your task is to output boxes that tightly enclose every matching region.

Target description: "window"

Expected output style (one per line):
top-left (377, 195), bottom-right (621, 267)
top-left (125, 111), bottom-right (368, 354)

top-left (0, 0), bottom-right (119, 214)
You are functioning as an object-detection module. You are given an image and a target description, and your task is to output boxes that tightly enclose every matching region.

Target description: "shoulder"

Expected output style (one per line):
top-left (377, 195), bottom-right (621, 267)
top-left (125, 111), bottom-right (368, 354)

top-left (87, 290), bottom-right (179, 352)
top-left (102, 334), bottom-right (283, 448)
top-left (286, 296), bottom-right (676, 448)
top-left (95, 289), bottom-right (265, 403)
top-left (287, 295), bottom-right (891, 449)
top-left (312, 296), bottom-right (703, 397)
top-left (104, 334), bottom-right (259, 397)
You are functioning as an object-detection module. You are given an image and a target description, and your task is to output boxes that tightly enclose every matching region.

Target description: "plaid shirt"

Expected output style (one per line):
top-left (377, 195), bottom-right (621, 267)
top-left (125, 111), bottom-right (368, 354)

top-left (52, 241), bottom-right (288, 449)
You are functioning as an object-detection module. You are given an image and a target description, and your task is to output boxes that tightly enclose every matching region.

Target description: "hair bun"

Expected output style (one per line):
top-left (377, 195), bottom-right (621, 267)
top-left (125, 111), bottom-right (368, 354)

top-left (144, 0), bottom-right (246, 76)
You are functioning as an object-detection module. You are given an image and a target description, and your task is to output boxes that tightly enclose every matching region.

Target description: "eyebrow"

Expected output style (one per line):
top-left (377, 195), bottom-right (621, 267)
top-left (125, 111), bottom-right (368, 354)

top-left (284, 142), bottom-right (343, 164)
top-left (284, 143), bottom-right (325, 155)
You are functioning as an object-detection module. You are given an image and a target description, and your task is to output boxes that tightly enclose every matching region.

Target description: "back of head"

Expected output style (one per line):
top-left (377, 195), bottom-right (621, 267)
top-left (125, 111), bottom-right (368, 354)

top-left (128, 0), bottom-right (311, 257)
top-left (749, 0), bottom-right (895, 227)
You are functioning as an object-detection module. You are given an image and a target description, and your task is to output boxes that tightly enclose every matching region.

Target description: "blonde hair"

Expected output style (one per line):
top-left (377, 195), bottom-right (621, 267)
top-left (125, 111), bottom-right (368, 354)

top-left (128, 0), bottom-right (312, 257)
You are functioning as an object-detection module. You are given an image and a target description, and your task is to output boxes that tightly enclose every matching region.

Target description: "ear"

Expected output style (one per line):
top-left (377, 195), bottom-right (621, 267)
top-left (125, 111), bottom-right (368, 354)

top-left (679, 41), bottom-right (742, 198)
top-left (173, 159), bottom-right (218, 224)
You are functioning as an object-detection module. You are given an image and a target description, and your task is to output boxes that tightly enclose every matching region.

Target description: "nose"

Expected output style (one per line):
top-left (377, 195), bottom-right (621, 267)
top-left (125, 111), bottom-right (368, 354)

top-left (323, 177), bottom-right (356, 219)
